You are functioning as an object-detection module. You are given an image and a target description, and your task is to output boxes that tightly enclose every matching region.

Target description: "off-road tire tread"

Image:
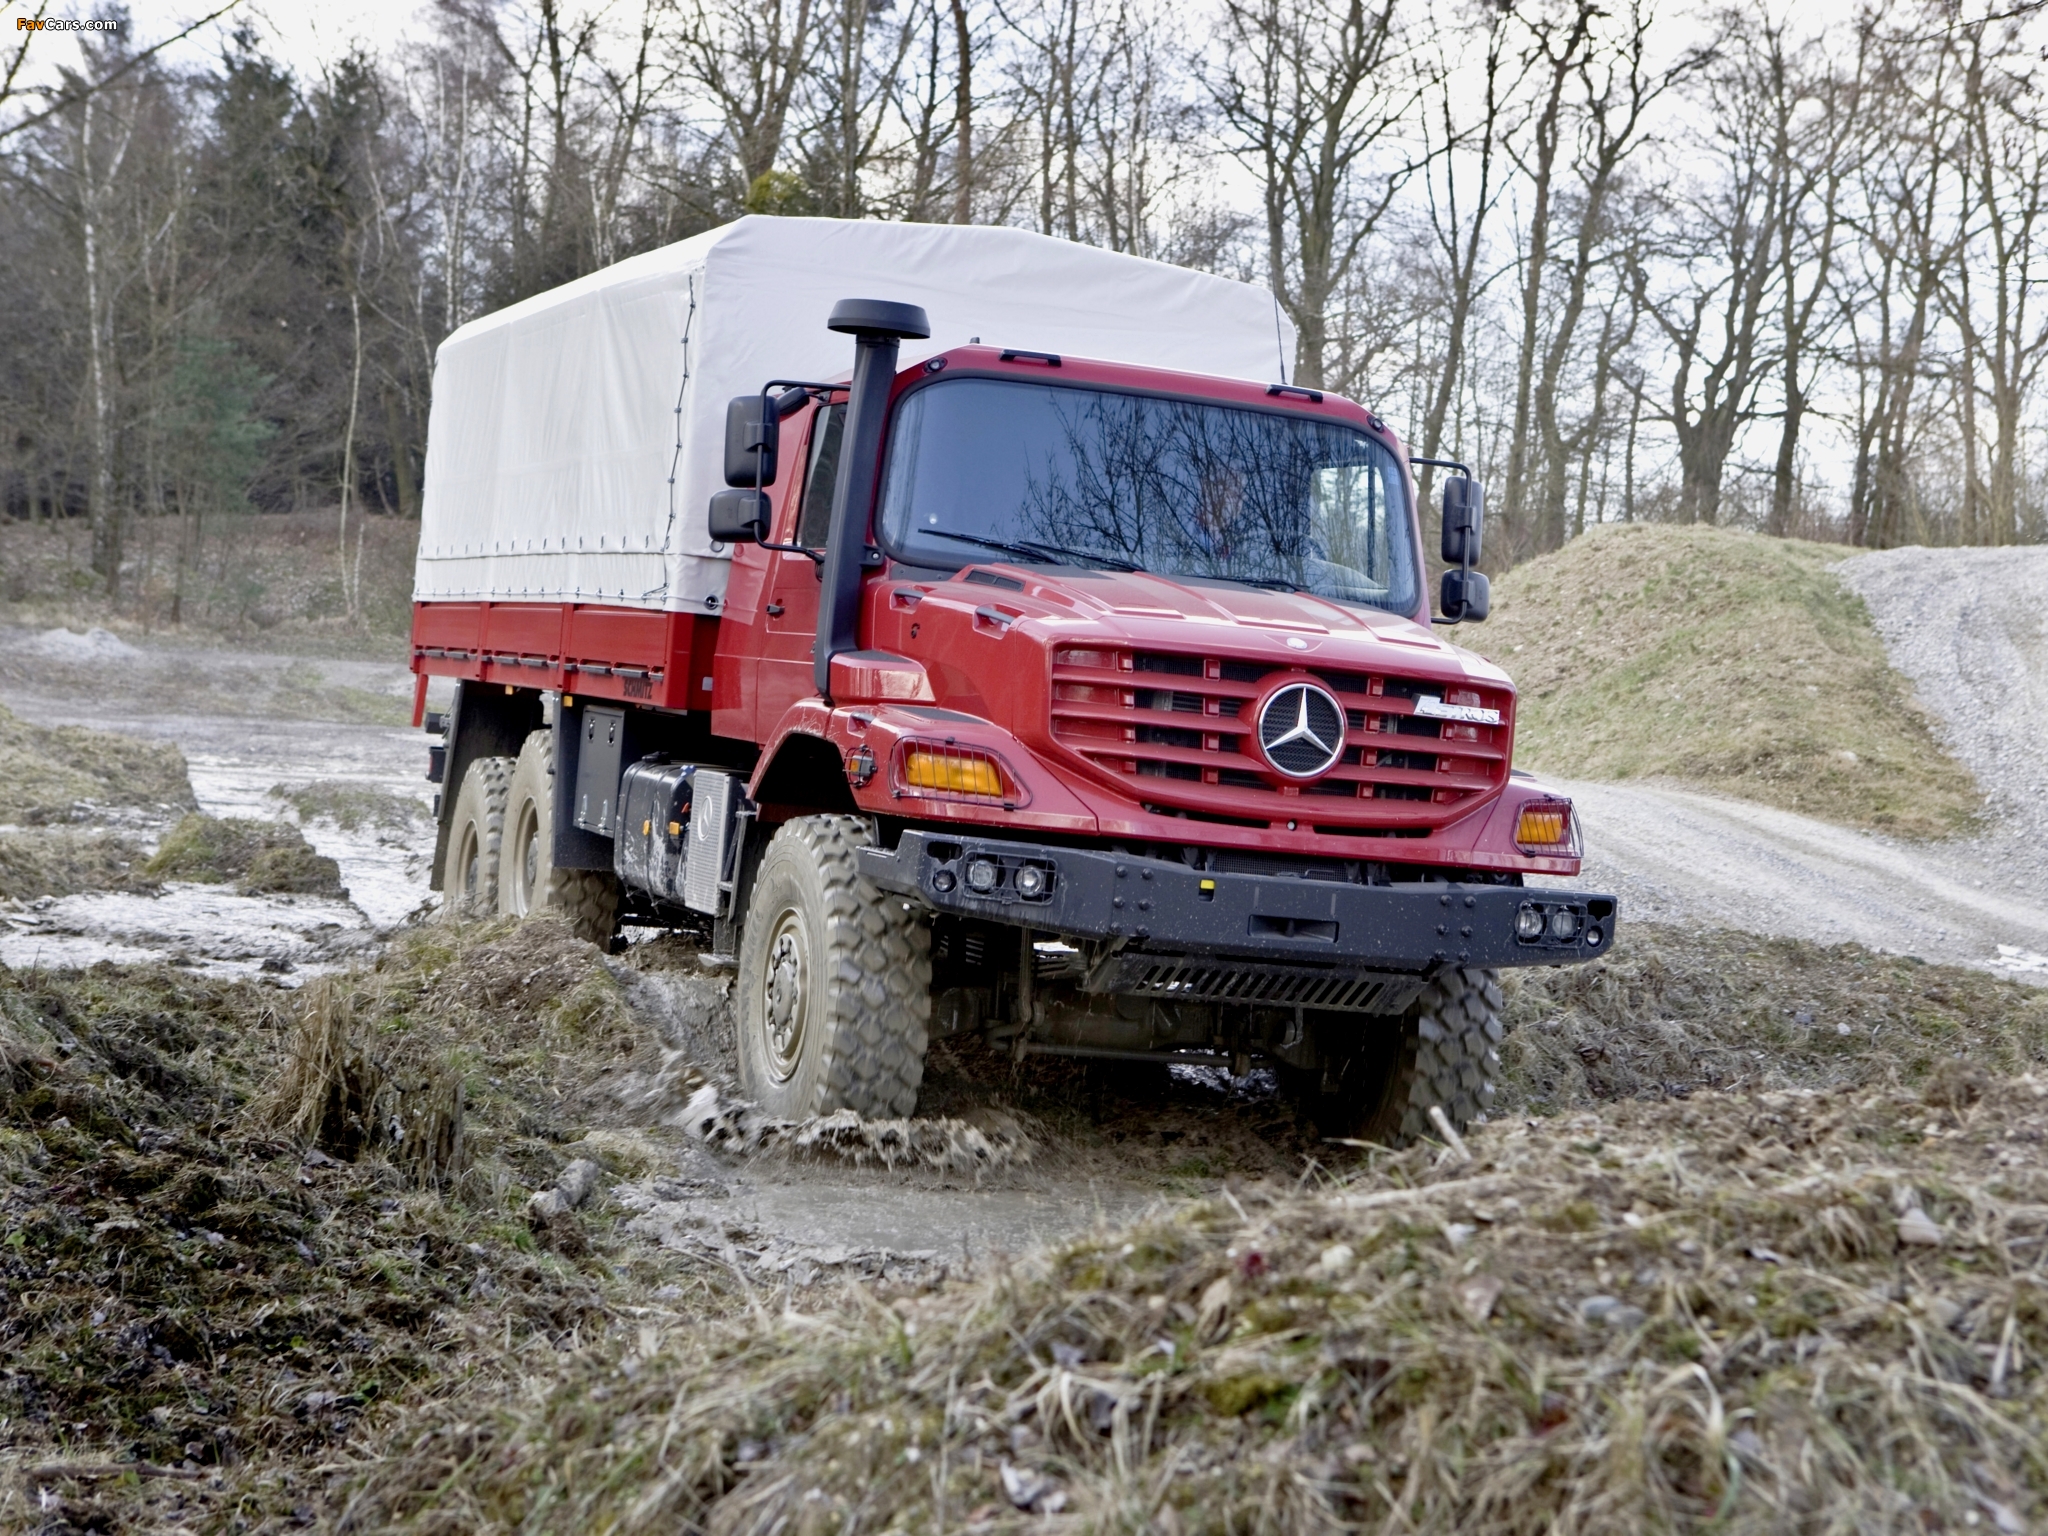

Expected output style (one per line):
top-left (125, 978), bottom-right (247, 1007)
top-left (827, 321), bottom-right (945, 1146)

top-left (442, 755), bottom-right (514, 920)
top-left (504, 729), bottom-right (621, 946)
top-left (739, 815), bottom-right (931, 1118)
top-left (1395, 966), bottom-right (1504, 1142)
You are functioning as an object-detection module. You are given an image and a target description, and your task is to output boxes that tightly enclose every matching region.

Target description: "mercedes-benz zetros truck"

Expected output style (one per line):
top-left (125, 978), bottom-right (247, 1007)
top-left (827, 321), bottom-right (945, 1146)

top-left (409, 216), bottom-right (1616, 1143)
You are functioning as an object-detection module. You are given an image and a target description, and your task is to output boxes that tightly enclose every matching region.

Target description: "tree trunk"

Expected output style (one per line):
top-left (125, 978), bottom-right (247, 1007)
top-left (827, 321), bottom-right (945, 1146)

top-left (950, 0), bottom-right (973, 221)
top-left (340, 290), bottom-right (364, 626)
top-left (81, 95), bottom-right (122, 597)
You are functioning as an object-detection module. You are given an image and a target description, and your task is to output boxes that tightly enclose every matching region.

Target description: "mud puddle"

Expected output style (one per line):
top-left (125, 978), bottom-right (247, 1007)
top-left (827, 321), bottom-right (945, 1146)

top-left (602, 957), bottom-right (1314, 1276)
top-left (2, 884), bottom-right (372, 978)
top-left (1, 627), bottom-right (448, 977)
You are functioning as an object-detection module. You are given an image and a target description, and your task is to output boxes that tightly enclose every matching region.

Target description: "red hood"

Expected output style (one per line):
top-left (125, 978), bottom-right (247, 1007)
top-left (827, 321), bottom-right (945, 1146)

top-left (929, 562), bottom-right (1511, 688)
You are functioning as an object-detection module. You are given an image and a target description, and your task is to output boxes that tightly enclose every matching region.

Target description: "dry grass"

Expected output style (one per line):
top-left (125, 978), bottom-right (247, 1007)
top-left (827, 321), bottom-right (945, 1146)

top-left (0, 509), bottom-right (419, 655)
top-left (142, 812), bottom-right (348, 897)
top-left (0, 827), bottom-right (155, 900)
top-left (339, 1076), bottom-right (2048, 1536)
top-left (0, 701), bottom-right (194, 824)
top-left (273, 780), bottom-right (429, 833)
top-left (1469, 523), bottom-right (1981, 839)
top-left (11, 913), bottom-right (2048, 1534)
top-left (1501, 923), bottom-right (2048, 1114)
top-left (264, 976), bottom-right (468, 1186)
top-left (0, 917), bottom-right (713, 1536)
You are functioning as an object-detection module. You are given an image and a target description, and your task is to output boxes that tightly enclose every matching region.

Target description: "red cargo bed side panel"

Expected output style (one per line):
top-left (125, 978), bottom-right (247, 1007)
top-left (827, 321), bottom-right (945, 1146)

top-left (411, 601), bottom-right (717, 712)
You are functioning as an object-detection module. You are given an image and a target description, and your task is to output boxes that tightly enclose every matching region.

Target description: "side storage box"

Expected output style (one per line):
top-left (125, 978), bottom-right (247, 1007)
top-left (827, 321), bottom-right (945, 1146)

top-left (615, 759), bottom-right (694, 904)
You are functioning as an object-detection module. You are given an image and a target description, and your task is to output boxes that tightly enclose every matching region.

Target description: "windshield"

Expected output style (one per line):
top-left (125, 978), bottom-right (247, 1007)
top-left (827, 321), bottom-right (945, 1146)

top-left (878, 377), bottom-right (1419, 613)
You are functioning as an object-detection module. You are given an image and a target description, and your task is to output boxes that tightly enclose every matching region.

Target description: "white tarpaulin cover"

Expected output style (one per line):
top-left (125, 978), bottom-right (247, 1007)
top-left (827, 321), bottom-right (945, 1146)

top-left (415, 216), bottom-right (1297, 613)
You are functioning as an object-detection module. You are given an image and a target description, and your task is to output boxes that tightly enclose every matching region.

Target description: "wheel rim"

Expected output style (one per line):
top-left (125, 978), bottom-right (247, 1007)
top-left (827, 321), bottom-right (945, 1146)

top-left (510, 802), bottom-right (540, 915)
top-left (456, 825), bottom-right (480, 915)
top-left (761, 906), bottom-right (812, 1084)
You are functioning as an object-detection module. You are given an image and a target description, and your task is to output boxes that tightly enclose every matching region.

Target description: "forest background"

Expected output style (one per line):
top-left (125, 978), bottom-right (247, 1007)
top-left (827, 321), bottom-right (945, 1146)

top-left (1, 0), bottom-right (2042, 640)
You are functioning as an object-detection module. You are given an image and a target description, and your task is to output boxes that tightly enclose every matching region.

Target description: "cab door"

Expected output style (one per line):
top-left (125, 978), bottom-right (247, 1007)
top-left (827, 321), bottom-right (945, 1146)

top-left (757, 401), bottom-right (846, 723)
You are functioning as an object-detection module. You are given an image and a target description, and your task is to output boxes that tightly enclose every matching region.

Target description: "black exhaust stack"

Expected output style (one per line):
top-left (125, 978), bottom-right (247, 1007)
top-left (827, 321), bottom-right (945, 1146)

top-left (815, 298), bottom-right (930, 698)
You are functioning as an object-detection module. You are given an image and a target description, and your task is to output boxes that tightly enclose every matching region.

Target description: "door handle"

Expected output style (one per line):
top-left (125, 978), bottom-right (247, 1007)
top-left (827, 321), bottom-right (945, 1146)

top-left (766, 602), bottom-right (785, 616)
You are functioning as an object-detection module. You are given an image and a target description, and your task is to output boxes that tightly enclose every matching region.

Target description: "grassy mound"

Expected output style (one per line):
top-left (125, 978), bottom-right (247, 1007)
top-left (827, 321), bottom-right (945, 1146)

top-left (0, 702), bottom-right (194, 824)
top-left (0, 828), bottom-right (156, 900)
top-left (0, 918), bottom-right (683, 1533)
top-left (1469, 523), bottom-right (1980, 839)
top-left (142, 813), bottom-right (347, 897)
top-left (271, 779), bottom-right (426, 833)
top-left (340, 1076), bottom-right (2048, 1534)
top-left (9, 915), bottom-right (2046, 1533)
top-left (1503, 923), bottom-right (2048, 1114)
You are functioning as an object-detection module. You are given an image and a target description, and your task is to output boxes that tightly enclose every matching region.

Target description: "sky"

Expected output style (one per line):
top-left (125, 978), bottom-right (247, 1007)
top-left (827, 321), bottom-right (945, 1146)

top-left (4, 0), bottom-right (422, 89)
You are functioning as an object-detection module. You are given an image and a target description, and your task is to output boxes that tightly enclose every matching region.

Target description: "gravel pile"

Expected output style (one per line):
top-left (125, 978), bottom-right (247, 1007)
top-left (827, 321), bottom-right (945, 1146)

top-left (1837, 544), bottom-right (2048, 881)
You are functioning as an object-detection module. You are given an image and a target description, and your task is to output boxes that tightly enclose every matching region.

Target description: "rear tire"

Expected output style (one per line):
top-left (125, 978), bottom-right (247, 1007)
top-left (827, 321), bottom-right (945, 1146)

top-left (501, 729), bottom-right (621, 947)
top-left (735, 815), bottom-right (931, 1119)
top-left (1298, 967), bottom-right (1504, 1145)
top-left (441, 755), bottom-right (513, 920)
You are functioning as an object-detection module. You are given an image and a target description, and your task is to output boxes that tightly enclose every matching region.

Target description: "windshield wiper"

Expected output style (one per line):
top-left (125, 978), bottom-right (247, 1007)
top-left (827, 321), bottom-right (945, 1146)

top-left (929, 529), bottom-right (1145, 573)
top-left (1217, 575), bottom-right (1302, 592)
top-left (927, 529), bottom-right (1075, 565)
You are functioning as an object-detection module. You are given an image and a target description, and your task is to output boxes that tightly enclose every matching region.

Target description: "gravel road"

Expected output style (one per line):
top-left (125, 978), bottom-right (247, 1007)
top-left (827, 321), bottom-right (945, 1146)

top-left (1547, 544), bottom-right (2048, 982)
top-left (1837, 545), bottom-right (2048, 882)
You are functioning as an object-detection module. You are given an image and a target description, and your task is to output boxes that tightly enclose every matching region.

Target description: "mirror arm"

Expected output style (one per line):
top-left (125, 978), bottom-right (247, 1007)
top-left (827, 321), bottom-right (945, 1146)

top-left (739, 380), bottom-right (843, 562)
top-left (1409, 454), bottom-right (1472, 478)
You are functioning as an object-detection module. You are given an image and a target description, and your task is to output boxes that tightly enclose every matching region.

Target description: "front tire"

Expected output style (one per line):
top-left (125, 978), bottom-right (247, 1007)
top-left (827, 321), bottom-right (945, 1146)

top-left (735, 815), bottom-right (931, 1119)
top-left (500, 729), bottom-right (621, 946)
top-left (441, 755), bottom-right (514, 920)
top-left (1298, 967), bottom-right (1504, 1145)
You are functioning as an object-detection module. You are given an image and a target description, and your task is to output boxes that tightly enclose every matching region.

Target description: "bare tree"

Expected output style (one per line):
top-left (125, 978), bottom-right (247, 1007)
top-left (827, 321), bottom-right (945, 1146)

top-left (1637, 11), bottom-right (1797, 528)
top-left (677, 0), bottom-right (818, 194)
top-left (1766, 18), bottom-right (1864, 536)
top-left (1947, 9), bottom-right (2048, 547)
top-left (1208, 0), bottom-right (1425, 389)
top-left (1414, 2), bottom-right (1515, 481)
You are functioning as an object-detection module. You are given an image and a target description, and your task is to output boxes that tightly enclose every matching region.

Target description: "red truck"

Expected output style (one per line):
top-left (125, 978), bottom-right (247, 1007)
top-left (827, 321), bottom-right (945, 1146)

top-left (410, 217), bottom-right (1614, 1143)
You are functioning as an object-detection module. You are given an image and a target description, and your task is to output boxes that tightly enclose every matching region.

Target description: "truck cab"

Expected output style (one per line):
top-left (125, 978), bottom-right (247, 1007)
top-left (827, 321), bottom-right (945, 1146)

top-left (412, 225), bottom-right (1614, 1146)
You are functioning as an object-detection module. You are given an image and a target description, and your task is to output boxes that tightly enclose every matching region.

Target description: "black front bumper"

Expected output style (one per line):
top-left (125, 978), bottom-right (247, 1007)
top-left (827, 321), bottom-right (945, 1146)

top-left (858, 832), bottom-right (1616, 975)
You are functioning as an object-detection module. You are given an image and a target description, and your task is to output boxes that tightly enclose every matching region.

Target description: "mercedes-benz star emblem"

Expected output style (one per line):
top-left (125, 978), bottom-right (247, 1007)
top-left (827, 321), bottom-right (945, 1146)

top-left (1258, 682), bottom-right (1346, 778)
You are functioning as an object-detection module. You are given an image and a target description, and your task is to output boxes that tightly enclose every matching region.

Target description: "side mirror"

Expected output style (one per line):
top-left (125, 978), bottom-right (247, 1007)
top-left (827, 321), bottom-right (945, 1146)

top-left (709, 488), bottom-right (770, 545)
top-left (1440, 567), bottom-right (1490, 623)
top-left (1441, 476), bottom-right (1483, 566)
top-left (724, 395), bottom-right (779, 488)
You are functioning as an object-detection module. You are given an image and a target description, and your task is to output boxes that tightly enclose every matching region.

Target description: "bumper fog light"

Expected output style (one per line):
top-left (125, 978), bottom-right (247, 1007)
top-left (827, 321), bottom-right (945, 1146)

top-left (1013, 864), bottom-right (1048, 899)
top-left (965, 857), bottom-right (1000, 894)
top-left (1550, 908), bottom-right (1579, 940)
top-left (1516, 903), bottom-right (1545, 941)
top-left (932, 868), bottom-right (957, 893)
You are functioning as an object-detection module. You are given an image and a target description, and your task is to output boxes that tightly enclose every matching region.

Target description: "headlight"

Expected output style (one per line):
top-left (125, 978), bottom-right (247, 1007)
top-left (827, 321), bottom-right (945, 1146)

top-left (1516, 903), bottom-right (1545, 941)
top-left (1549, 908), bottom-right (1579, 940)
top-left (965, 857), bottom-right (1000, 894)
top-left (1013, 864), bottom-right (1048, 899)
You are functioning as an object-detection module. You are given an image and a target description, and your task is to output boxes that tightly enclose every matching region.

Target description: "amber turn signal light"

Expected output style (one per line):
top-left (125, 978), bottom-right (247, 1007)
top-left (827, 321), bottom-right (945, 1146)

top-left (894, 742), bottom-right (1020, 803)
top-left (1513, 797), bottom-right (1579, 855)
